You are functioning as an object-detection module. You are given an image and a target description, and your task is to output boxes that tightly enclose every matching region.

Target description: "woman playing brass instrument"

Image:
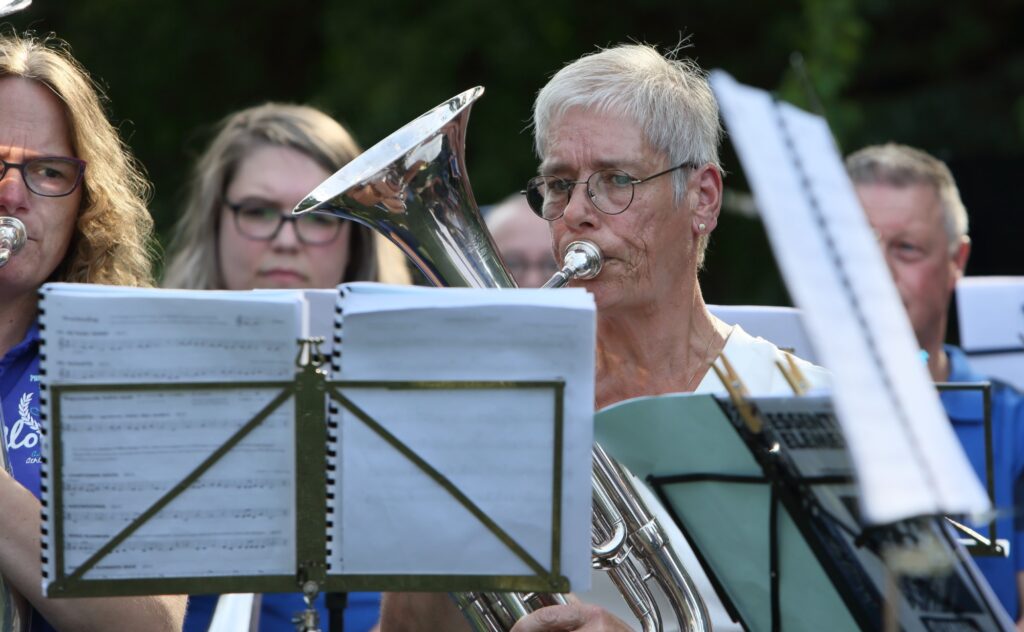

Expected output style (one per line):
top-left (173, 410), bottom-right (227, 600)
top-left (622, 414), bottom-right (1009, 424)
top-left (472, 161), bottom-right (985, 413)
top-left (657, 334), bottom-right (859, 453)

top-left (164, 102), bottom-right (411, 632)
top-left (0, 31), bottom-right (186, 631)
top-left (381, 43), bottom-right (829, 632)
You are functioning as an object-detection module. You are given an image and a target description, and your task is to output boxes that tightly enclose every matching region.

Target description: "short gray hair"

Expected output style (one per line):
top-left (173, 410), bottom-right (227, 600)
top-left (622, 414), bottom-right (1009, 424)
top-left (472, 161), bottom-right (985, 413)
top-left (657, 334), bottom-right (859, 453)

top-left (846, 143), bottom-right (968, 254)
top-left (532, 43), bottom-right (723, 265)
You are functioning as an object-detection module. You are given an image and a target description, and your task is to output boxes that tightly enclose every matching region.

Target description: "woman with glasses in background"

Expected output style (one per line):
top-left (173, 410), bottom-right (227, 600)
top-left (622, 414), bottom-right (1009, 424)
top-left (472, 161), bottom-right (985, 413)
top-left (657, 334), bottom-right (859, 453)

top-left (0, 32), bottom-right (186, 631)
top-left (164, 102), bottom-right (409, 632)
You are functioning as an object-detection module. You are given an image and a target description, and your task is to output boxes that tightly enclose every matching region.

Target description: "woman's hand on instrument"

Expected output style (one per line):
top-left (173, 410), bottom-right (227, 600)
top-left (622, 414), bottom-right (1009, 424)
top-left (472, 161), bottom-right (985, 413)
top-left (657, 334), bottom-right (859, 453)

top-left (509, 603), bottom-right (633, 632)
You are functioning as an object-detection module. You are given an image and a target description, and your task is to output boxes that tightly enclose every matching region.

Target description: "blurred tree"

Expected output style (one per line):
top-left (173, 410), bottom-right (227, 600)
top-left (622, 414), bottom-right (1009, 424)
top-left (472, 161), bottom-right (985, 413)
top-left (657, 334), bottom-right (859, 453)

top-left (3, 0), bottom-right (1021, 306)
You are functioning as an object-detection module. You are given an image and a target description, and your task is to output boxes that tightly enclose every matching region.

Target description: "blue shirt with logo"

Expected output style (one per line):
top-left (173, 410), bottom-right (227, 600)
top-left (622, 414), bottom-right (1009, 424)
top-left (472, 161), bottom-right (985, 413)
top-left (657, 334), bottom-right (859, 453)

top-left (942, 344), bottom-right (1024, 619)
top-left (0, 322), bottom-right (54, 632)
top-left (184, 591), bottom-right (381, 632)
top-left (2, 323), bottom-right (381, 632)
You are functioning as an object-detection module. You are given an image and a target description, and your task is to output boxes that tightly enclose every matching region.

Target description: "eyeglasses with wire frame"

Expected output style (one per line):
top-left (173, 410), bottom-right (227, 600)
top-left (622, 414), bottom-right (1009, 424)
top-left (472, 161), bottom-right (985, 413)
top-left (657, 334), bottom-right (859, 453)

top-left (0, 157), bottom-right (86, 197)
top-left (224, 199), bottom-right (346, 245)
top-left (522, 162), bottom-right (697, 221)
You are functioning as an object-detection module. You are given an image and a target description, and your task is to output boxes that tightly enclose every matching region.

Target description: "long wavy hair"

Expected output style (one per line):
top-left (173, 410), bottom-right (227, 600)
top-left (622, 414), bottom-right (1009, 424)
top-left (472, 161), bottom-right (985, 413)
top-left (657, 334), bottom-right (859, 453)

top-left (164, 103), bottom-right (411, 289)
top-left (0, 31), bottom-right (155, 287)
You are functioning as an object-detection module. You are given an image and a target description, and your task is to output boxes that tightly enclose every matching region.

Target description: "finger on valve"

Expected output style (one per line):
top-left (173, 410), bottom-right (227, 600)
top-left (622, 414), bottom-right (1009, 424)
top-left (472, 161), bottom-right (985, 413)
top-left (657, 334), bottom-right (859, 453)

top-left (508, 603), bottom-right (632, 632)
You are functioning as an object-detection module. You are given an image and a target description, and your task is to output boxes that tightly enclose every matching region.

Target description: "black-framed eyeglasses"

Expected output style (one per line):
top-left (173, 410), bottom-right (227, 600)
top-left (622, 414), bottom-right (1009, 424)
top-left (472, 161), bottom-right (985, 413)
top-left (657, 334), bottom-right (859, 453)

top-left (224, 199), bottom-right (345, 245)
top-left (0, 156), bottom-right (86, 197)
top-left (522, 162), bottom-right (698, 221)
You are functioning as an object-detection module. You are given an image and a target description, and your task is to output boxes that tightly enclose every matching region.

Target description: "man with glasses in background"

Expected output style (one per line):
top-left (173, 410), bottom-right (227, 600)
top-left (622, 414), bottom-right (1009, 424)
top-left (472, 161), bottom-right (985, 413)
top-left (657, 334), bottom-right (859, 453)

top-left (485, 193), bottom-right (559, 288)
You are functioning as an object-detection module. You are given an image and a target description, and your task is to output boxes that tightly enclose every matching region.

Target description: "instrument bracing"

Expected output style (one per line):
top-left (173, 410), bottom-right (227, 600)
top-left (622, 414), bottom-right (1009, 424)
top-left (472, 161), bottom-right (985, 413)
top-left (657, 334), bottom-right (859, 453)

top-left (294, 88), bottom-right (710, 632)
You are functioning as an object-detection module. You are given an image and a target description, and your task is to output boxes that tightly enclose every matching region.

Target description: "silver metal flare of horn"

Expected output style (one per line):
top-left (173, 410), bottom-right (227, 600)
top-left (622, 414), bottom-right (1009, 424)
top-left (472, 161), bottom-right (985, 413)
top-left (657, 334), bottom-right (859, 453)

top-left (0, 217), bottom-right (27, 269)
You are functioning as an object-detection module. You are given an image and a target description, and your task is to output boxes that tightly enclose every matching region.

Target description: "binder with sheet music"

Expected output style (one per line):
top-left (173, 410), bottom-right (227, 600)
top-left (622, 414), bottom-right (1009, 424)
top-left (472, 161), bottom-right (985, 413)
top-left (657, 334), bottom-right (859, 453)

top-left (37, 282), bottom-right (594, 599)
top-left (594, 389), bottom-right (1012, 631)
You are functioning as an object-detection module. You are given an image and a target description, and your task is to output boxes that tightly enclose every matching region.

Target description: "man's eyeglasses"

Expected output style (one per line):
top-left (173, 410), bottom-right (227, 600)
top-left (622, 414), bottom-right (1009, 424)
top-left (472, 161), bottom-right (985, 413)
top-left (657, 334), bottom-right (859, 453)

top-left (523, 162), bottom-right (697, 221)
top-left (224, 199), bottom-right (345, 245)
top-left (0, 157), bottom-right (86, 197)
top-left (504, 255), bottom-right (559, 282)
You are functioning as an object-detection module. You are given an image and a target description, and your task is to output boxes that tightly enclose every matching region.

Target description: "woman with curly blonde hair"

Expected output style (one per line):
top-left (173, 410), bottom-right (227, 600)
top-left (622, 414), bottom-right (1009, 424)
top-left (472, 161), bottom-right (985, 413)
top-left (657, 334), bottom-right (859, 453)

top-left (0, 31), bottom-right (184, 631)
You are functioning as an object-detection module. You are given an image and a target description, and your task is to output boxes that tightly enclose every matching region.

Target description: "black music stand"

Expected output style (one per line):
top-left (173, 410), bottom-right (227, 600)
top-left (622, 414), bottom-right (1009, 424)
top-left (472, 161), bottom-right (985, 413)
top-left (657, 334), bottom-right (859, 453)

top-left (595, 391), bottom-right (1013, 631)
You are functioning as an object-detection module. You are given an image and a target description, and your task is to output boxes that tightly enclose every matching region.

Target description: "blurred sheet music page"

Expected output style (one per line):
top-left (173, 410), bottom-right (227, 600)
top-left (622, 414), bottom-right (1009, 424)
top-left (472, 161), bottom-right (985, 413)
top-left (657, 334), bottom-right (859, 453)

top-left (956, 276), bottom-right (1024, 391)
top-left (710, 72), bottom-right (988, 524)
top-left (331, 283), bottom-right (595, 589)
top-left (39, 284), bottom-right (305, 586)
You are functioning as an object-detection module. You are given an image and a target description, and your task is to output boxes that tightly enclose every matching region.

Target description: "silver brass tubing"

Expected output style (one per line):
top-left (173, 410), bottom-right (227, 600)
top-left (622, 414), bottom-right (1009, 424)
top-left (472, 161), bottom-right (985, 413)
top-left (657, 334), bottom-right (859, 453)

top-left (542, 240), bottom-right (603, 289)
top-left (592, 444), bottom-right (712, 632)
top-left (0, 217), bottom-right (27, 269)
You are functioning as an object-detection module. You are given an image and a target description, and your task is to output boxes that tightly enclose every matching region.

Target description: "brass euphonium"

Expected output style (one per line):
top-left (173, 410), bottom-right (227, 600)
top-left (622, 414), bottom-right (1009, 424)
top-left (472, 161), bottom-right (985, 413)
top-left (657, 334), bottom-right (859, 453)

top-left (294, 88), bottom-right (710, 632)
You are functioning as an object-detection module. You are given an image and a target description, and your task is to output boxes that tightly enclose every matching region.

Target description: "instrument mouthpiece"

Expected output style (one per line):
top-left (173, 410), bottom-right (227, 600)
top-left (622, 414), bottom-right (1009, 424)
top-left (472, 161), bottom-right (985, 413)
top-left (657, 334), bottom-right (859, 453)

top-left (0, 217), bottom-right (27, 269)
top-left (541, 240), bottom-right (603, 289)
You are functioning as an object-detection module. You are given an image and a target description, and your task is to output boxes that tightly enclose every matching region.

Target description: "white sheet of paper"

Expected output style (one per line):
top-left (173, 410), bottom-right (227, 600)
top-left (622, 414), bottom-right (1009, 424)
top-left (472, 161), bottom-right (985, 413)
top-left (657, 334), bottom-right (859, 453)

top-left (328, 283), bottom-right (595, 590)
top-left (956, 277), bottom-right (1024, 352)
top-left (711, 72), bottom-right (989, 524)
top-left (955, 277), bottom-right (1024, 391)
top-left (39, 284), bottom-right (303, 585)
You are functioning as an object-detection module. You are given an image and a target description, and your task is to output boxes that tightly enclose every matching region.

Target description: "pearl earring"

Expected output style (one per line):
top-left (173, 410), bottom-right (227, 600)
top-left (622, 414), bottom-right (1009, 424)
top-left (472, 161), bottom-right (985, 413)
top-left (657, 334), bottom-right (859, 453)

top-left (698, 223), bottom-right (706, 232)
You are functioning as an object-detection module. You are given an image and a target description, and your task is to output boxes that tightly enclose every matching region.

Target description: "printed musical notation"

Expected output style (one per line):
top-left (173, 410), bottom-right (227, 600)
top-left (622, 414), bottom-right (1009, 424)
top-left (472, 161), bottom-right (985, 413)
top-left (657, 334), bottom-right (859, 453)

top-left (63, 477), bottom-right (292, 495)
top-left (55, 336), bottom-right (292, 354)
top-left (41, 285), bottom-right (303, 385)
top-left (65, 507), bottom-right (291, 523)
top-left (55, 386), bottom-right (297, 579)
top-left (39, 285), bottom-right (306, 582)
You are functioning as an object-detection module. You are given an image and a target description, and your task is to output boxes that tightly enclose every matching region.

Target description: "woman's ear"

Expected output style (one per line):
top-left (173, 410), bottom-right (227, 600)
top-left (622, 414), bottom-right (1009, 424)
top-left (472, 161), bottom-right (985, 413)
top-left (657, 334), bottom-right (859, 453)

top-left (690, 164), bottom-right (723, 236)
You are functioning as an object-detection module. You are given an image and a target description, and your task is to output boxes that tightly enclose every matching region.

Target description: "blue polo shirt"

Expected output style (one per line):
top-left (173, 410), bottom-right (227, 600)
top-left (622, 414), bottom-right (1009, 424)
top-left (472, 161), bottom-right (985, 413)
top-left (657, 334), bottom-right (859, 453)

top-left (941, 345), bottom-right (1024, 619)
top-left (184, 591), bottom-right (381, 632)
top-left (0, 322), bottom-right (55, 632)
top-left (1, 322), bottom-right (43, 498)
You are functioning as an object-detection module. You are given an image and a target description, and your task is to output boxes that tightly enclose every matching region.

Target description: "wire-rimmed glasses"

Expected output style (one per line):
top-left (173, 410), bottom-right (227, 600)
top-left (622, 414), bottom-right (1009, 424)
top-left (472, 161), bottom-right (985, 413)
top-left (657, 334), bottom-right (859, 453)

top-left (523, 162), bottom-right (697, 220)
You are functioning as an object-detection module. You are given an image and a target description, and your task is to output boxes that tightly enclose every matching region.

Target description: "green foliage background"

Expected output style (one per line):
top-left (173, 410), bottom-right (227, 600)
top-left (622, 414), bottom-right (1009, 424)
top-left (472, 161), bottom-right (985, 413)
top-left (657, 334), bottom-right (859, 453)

top-left (6, 0), bottom-right (1024, 310)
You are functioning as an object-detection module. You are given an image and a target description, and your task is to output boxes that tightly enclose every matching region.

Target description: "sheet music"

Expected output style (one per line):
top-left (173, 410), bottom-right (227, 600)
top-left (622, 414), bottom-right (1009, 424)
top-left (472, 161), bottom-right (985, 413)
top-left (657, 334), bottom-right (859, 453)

top-left (328, 283), bottom-right (595, 590)
top-left (596, 393), bottom-right (1012, 631)
top-left (956, 276), bottom-right (1024, 391)
top-left (39, 284), bottom-right (303, 584)
top-left (710, 72), bottom-right (989, 524)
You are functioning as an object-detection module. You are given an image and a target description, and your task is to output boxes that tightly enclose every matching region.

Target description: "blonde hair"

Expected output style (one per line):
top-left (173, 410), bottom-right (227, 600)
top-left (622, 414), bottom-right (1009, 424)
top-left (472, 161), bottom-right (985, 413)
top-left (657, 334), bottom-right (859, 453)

top-left (0, 32), bottom-right (155, 287)
top-left (846, 143), bottom-right (969, 254)
top-left (164, 103), bottom-right (410, 289)
top-left (533, 43), bottom-right (722, 267)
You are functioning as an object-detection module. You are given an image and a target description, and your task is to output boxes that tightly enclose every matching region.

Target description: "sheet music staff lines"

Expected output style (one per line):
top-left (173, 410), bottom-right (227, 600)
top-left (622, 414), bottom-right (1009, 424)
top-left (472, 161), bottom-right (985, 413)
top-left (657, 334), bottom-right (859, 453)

top-left (49, 382), bottom-right (295, 589)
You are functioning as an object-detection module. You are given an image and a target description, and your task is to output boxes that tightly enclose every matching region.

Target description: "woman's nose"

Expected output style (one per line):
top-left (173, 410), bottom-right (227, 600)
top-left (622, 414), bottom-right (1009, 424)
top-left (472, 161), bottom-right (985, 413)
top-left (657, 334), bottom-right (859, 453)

top-left (0, 165), bottom-right (29, 212)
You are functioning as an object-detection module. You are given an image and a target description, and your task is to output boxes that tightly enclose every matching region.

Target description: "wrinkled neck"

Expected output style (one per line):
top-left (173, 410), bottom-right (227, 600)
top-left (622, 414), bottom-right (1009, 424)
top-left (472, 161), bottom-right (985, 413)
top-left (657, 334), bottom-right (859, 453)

top-left (595, 283), bottom-right (727, 409)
